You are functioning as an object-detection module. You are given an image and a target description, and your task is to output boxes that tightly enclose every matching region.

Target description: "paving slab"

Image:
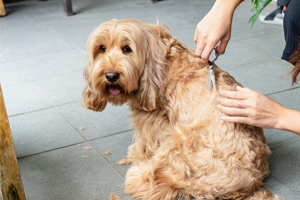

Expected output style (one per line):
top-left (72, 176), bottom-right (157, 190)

top-left (1, 82), bottom-right (53, 116)
top-left (0, 10), bottom-right (35, 29)
top-left (214, 41), bottom-right (272, 71)
top-left (0, 52), bottom-right (8, 63)
top-left (237, 31), bottom-right (286, 59)
top-left (2, 0), bottom-right (299, 199)
top-left (228, 59), bottom-right (295, 95)
top-left (268, 87), bottom-right (300, 110)
top-left (9, 107), bottom-right (85, 158)
top-left (57, 101), bottom-right (132, 140)
top-left (268, 138), bottom-right (300, 195)
top-left (72, 0), bottom-right (141, 15)
top-left (264, 128), bottom-right (299, 148)
top-left (0, 61), bottom-right (28, 87)
top-left (21, 1), bottom-right (95, 23)
top-left (32, 70), bottom-right (85, 106)
top-left (138, 13), bottom-right (195, 32)
top-left (0, 15), bottom-right (74, 61)
top-left (231, 15), bottom-right (284, 42)
top-left (11, 49), bottom-right (86, 81)
top-left (41, 18), bottom-right (99, 51)
top-left (91, 131), bottom-right (134, 177)
top-left (18, 142), bottom-right (125, 200)
top-left (264, 88), bottom-right (300, 146)
top-left (263, 177), bottom-right (300, 200)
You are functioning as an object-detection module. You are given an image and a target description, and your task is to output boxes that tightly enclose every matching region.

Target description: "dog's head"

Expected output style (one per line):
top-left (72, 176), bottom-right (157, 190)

top-left (82, 19), bottom-right (171, 112)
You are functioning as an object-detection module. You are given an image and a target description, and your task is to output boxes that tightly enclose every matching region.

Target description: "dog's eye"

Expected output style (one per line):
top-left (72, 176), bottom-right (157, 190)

top-left (99, 45), bottom-right (106, 53)
top-left (123, 45), bottom-right (132, 53)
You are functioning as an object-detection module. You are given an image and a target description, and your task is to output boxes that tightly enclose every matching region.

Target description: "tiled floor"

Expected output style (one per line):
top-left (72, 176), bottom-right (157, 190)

top-left (1, 0), bottom-right (299, 199)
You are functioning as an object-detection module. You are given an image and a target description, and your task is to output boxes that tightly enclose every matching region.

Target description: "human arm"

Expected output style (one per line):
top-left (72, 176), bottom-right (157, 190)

top-left (194, 0), bottom-right (244, 65)
top-left (217, 86), bottom-right (300, 135)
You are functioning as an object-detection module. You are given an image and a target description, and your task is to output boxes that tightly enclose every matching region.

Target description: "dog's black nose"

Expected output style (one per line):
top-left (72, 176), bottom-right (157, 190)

top-left (105, 71), bottom-right (119, 83)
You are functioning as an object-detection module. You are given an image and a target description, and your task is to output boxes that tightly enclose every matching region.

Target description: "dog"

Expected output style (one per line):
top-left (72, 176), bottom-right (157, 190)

top-left (82, 19), bottom-right (278, 200)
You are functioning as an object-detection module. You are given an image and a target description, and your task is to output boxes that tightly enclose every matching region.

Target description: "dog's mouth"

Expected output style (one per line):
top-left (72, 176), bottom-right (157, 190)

top-left (107, 85), bottom-right (122, 96)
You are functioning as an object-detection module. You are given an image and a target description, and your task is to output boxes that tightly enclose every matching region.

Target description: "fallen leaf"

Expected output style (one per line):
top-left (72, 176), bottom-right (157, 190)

top-left (116, 159), bottom-right (131, 165)
top-left (84, 147), bottom-right (92, 150)
top-left (82, 156), bottom-right (88, 159)
top-left (102, 150), bottom-right (112, 155)
top-left (79, 127), bottom-right (84, 130)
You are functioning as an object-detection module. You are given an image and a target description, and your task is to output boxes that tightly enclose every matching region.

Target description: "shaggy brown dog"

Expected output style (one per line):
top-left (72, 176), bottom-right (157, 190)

top-left (82, 19), bottom-right (278, 200)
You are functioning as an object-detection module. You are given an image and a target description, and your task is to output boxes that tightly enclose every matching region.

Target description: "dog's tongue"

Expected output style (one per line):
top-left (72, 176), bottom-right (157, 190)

top-left (108, 85), bottom-right (121, 96)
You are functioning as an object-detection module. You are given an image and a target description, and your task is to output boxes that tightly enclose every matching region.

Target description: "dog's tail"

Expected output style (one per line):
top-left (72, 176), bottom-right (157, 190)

top-left (246, 188), bottom-right (280, 200)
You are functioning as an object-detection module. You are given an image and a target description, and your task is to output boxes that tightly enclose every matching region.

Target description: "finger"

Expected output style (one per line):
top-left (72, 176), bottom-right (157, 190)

top-left (236, 85), bottom-right (252, 92)
top-left (218, 105), bottom-right (249, 117)
top-left (194, 29), bottom-right (198, 44)
top-left (195, 39), bottom-right (205, 58)
top-left (218, 98), bottom-right (244, 108)
top-left (217, 38), bottom-right (229, 54)
top-left (220, 90), bottom-right (249, 100)
top-left (220, 116), bottom-right (252, 125)
top-left (200, 42), bottom-right (217, 65)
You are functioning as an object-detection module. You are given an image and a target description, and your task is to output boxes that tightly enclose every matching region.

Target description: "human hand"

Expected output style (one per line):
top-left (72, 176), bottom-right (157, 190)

top-left (194, 0), bottom-right (242, 65)
top-left (217, 86), bottom-right (284, 129)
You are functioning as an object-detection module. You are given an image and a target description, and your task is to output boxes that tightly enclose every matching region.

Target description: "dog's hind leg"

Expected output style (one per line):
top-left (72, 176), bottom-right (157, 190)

top-left (126, 129), bottom-right (191, 200)
top-left (126, 162), bottom-right (185, 200)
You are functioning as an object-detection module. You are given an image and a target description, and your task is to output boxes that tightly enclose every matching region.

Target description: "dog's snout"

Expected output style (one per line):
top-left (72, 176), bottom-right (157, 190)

top-left (105, 71), bottom-right (119, 83)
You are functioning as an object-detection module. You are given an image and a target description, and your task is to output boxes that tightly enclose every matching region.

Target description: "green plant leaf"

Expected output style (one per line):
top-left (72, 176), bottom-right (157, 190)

top-left (249, 0), bottom-right (273, 28)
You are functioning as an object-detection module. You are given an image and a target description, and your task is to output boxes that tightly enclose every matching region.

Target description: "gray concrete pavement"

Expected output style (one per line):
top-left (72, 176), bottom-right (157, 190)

top-left (0, 0), bottom-right (299, 199)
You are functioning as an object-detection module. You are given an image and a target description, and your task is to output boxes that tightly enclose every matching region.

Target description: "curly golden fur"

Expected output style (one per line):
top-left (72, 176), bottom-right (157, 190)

top-left (82, 19), bottom-right (277, 200)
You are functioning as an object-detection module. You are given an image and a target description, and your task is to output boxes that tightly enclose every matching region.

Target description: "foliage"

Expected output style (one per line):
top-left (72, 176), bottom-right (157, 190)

top-left (249, 0), bottom-right (273, 28)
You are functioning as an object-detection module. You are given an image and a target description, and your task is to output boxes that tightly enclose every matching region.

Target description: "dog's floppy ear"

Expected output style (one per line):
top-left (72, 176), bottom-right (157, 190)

top-left (133, 24), bottom-right (170, 111)
top-left (81, 62), bottom-right (107, 112)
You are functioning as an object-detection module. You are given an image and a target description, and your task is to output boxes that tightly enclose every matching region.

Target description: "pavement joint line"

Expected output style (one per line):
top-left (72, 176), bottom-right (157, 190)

top-left (269, 137), bottom-right (300, 149)
top-left (16, 141), bottom-right (85, 160)
top-left (234, 41), bottom-right (275, 58)
top-left (0, 51), bottom-right (9, 62)
top-left (54, 100), bottom-right (82, 107)
top-left (221, 58), bottom-right (275, 71)
top-left (20, 73), bottom-right (126, 178)
top-left (11, 66), bottom-right (129, 177)
top-left (27, 69), bottom-right (85, 83)
top-left (24, 12), bottom-right (87, 55)
top-left (2, 48), bottom-right (82, 63)
top-left (266, 86), bottom-right (300, 96)
top-left (7, 106), bottom-right (54, 118)
top-left (271, 176), bottom-right (300, 196)
top-left (88, 129), bottom-right (134, 142)
top-left (230, 32), bottom-right (267, 42)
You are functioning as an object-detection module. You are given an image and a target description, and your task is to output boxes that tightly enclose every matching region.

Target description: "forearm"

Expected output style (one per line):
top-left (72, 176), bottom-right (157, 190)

top-left (214, 0), bottom-right (244, 13)
top-left (278, 108), bottom-right (300, 135)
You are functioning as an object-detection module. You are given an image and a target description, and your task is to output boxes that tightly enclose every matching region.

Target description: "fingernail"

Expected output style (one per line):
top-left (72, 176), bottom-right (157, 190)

top-left (216, 98), bottom-right (219, 102)
top-left (220, 116), bottom-right (225, 120)
top-left (220, 91), bottom-right (223, 95)
top-left (217, 105), bottom-right (220, 109)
